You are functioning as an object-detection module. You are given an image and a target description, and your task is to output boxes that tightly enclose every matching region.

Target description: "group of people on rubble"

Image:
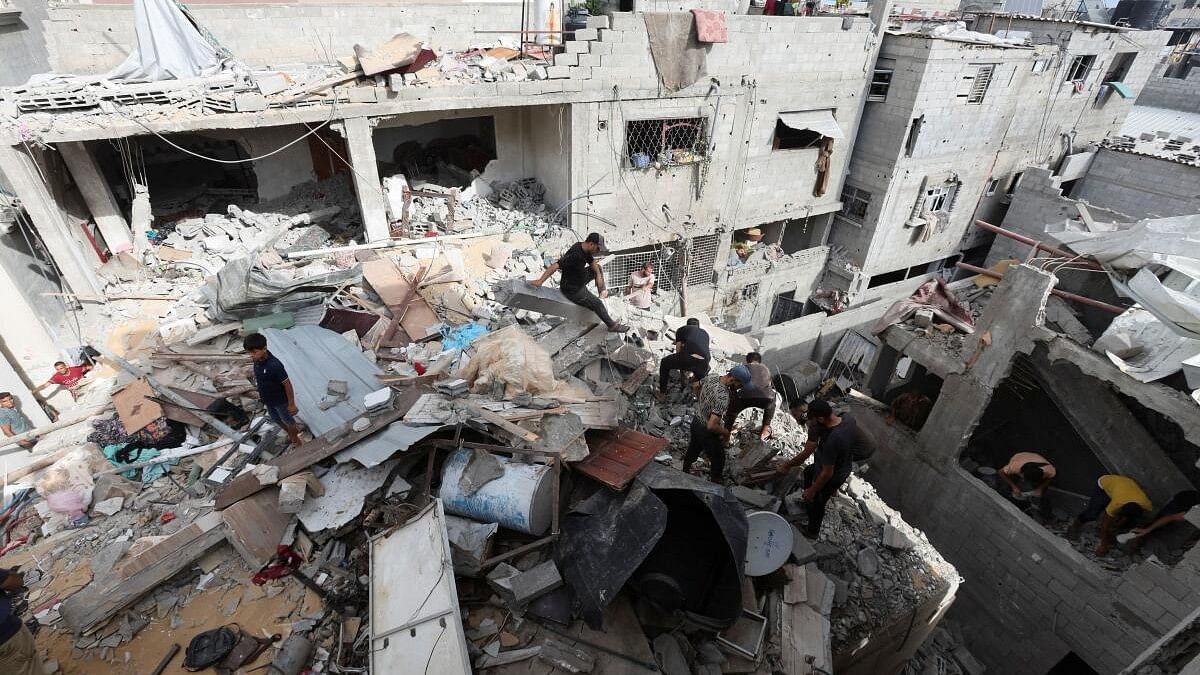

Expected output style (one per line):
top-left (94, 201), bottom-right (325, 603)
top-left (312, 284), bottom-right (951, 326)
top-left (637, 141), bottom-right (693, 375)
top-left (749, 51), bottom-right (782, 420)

top-left (993, 452), bottom-right (1199, 557)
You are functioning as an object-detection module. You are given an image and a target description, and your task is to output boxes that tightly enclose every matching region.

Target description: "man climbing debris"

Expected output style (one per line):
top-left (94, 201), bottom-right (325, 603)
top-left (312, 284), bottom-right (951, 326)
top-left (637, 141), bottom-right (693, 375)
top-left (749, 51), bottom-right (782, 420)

top-left (724, 354), bottom-right (777, 440)
top-left (530, 232), bottom-right (629, 333)
top-left (244, 333), bottom-right (304, 448)
top-left (657, 317), bottom-right (711, 400)
top-left (682, 371), bottom-right (736, 483)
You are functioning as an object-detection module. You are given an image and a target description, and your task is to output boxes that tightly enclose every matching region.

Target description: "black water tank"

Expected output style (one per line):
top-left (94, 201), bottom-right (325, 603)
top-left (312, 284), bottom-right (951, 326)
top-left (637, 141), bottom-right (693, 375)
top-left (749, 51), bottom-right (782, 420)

top-left (1110, 0), bottom-right (1167, 28)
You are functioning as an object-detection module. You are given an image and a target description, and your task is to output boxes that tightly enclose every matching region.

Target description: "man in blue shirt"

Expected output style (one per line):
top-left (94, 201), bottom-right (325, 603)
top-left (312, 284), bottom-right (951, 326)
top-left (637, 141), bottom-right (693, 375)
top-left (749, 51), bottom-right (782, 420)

top-left (0, 567), bottom-right (42, 674)
top-left (0, 393), bottom-right (35, 450)
top-left (243, 334), bottom-right (303, 447)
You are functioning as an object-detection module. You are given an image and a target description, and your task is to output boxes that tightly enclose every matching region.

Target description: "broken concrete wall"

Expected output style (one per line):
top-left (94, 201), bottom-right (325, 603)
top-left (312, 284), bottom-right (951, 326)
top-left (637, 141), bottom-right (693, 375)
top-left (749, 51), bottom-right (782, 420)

top-left (1136, 65), bottom-right (1200, 113)
top-left (203, 126), bottom-right (317, 202)
top-left (0, 0), bottom-right (51, 87)
top-left (43, 3), bottom-right (528, 74)
top-left (853, 264), bottom-right (1200, 675)
top-left (1072, 149), bottom-right (1200, 219)
top-left (719, 246), bottom-right (828, 330)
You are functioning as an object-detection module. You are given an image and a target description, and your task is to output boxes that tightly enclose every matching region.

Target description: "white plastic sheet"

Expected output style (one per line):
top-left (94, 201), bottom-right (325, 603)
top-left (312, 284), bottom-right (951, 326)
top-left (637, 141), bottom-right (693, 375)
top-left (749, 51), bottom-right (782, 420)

top-left (108, 0), bottom-right (221, 81)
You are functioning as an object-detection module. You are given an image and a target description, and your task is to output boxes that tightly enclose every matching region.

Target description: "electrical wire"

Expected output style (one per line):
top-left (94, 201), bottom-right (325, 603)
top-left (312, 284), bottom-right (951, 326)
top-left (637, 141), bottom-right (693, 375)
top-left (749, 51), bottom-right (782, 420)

top-left (113, 98), bottom-right (341, 165)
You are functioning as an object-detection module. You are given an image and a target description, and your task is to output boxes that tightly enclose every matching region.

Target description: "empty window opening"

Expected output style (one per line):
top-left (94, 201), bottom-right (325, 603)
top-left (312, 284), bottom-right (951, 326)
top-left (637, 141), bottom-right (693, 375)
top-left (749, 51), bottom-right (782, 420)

top-left (625, 117), bottom-right (707, 168)
top-left (1006, 171), bottom-right (1024, 195)
top-left (868, 69), bottom-right (893, 102)
top-left (773, 121), bottom-right (823, 150)
top-left (904, 115), bottom-right (924, 157)
top-left (866, 268), bottom-right (907, 288)
top-left (1065, 54), bottom-right (1096, 82)
top-left (773, 110), bottom-right (844, 151)
top-left (873, 360), bottom-right (943, 431)
top-left (1047, 652), bottom-right (1101, 675)
top-left (373, 116), bottom-right (497, 188)
top-left (1103, 52), bottom-right (1137, 83)
top-left (957, 64), bottom-right (996, 104)
top-left (839, 185), bottom-right (871, 223)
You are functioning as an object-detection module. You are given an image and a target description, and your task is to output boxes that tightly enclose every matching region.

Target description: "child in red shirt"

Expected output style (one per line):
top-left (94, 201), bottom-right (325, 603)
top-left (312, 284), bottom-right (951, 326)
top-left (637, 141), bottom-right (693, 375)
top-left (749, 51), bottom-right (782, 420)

top-left (34, 361), bottom-right (92, 400)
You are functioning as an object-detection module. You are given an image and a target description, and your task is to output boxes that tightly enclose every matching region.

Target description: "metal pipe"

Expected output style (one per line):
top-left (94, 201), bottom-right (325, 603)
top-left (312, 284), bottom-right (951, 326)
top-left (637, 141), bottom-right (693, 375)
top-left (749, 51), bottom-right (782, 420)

top-left (954, 262), bottom-right (1126, 314)
top-left (973, 220), bottom-right (1103, 270)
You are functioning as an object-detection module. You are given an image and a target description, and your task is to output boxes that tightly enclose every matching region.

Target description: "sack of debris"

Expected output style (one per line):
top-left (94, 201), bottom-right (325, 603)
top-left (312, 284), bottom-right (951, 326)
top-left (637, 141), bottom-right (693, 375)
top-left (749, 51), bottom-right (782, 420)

top-left (458, 324), bottom-right (578, 399)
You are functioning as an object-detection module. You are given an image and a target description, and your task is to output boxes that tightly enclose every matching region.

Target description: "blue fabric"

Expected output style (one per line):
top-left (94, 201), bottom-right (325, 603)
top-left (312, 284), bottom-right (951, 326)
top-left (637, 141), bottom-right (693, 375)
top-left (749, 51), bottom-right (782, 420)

top-left (265, 402), bottom-right (295, 428)
top-left (0, 407), bottom-right (31, 436)
top-left (101, 443), bottom-right (169, 482)
top-left (442, 323), bottom-right (488, 352)
top-left (253, 353), bottom-right (290, 406)
top-left (729, 365), bottom-right (752, 386)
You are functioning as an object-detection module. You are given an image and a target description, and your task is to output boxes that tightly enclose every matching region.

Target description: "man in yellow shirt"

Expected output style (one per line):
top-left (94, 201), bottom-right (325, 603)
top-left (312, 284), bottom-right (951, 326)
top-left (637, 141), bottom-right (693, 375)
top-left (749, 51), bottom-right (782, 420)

top-left (1068, 474), bottom-right (1152, 556)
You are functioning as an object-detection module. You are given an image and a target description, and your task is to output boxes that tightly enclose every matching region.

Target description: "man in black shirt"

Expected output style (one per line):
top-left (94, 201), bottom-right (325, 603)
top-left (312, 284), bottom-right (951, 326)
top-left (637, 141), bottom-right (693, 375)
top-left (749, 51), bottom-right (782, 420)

top-left (657, 318), bottom-right (711, 399)
top-left (244, 333), bottom-right (303, 447)
top-left (530, 233), bottom-right (629, 333)
top-left (0, 567), bottom-right (41, 675)
top-left (775, 400), bottom-right (875, 538)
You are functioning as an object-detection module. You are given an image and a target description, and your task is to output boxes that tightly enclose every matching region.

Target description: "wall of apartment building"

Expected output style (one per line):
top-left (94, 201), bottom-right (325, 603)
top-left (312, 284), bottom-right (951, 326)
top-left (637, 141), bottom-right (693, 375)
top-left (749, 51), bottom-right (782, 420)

top-left (849, 264), bottom-right (1200, 675)
top-left (202, 125), bottom-right (317, 203)
top-left (1136, 66), bottom-right (1200, 112)
top-left (830, 37), bottom-right (1039, 276)
top-left (0, 0), bottom-right (51, 86)
top-left (567, 11), bottom-right (883, 251)
top-left (1072, 148), bottom-right (1200, 218)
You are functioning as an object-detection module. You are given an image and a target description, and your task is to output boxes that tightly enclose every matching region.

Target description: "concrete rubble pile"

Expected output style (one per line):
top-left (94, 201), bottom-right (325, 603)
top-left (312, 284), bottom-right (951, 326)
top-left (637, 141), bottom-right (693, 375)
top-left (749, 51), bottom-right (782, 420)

top-left (0, 205), bottom-right (960, 673)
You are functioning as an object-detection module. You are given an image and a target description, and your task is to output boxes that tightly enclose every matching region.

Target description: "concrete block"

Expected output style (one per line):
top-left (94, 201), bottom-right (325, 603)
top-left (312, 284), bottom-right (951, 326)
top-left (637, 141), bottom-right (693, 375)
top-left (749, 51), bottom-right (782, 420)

top-left (730, 485), bottom-right (778, 509)
top-left (578, 54), bottom-right (600, 68)
top-left (882, 525), bottom-right (914, 550)
top-left (567, 40), bottom-right (590, 54)
top-left (347, 86), bottom-right (380, 103)
top-left (803, 563), bottom-right (835, 617)
top-left (495, 279), bottom-right (598, 324)
top-left (503, 560), bottom-right (563, 606)
top-left (554, 52), bottom-right (578, 67)
top-left (791, 529), bottom-right (818, 564)
top-left (586, 15), bottom-right (610, 29)
top-left (573, 28), bottom-right (598, 41)
top-left (546, 65), bottom-right (571, 79)
top-left (234, 92), bottom-right (268, 112)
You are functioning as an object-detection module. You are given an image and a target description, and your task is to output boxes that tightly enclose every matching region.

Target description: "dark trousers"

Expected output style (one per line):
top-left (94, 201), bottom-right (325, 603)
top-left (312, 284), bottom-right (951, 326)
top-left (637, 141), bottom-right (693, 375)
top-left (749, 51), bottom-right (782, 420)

top-left (1077, 483), bottom-right (1111, 524)
top-left (802, 464), bottom-right (849, 537)
top-left (724, 395), bottom-right (776, 431)
top-left (683, 417), bottom-right (726, 483)
top-left (562, 286), bottom-right (615, 328)
top-left (659, 352), bottom-right (710, 392)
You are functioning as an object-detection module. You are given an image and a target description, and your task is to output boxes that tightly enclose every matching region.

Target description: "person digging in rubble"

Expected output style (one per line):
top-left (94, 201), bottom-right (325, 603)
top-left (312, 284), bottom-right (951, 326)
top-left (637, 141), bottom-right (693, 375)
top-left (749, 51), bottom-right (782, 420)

top-left (0, 393), bottom-right (35, 450)
top-left (774, 400), bottom-right (875, 539)
top-left (725, 356), bottom-right (777, 441)
top-left (625, 261), bottom-right (656, 310)
top-left (529, 232), bottom-right (630, 333)
top-left (998, 451), bottom-right (1056, 519)
top-left (1068, 474), bottom-right (1152, 556)
top-left (32, 360), bottom-right (92, 402)
top-left (243, 333), bottom-right (304, 448)
top-left (0, 567), bottom-right (42, 675)
top-left (656, 318), bottom-right (711, 401)
top-left (1123, 489), bottom-right (1199, 552)
top-left (682, 372), bottom-right (737, 484)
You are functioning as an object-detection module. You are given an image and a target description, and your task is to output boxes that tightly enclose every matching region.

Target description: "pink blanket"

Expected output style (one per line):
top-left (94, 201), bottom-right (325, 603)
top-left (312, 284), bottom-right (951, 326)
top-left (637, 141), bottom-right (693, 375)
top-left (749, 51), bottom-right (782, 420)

top-left (870, 278), bottom-right (975, 335)
top-left (691, 9), bottom-right (728, 43)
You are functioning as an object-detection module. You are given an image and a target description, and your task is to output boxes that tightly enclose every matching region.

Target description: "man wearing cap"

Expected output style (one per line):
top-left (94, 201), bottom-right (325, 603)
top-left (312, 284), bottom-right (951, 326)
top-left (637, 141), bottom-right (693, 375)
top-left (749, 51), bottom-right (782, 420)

top-left (774, 400), bottom-right (875, 538)
top-left (725, 354), bottom-right (776, 440)
top-left (530, 233), bottom-right (629, 333)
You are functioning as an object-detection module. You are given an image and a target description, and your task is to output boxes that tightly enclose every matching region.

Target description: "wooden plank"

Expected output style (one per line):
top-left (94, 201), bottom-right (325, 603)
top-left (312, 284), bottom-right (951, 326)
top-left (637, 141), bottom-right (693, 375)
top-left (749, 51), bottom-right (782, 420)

top-left (361, 258), bottom-right (440, 340)
top-left (466, 402), bottom-right (539, 442)
top-left (575, 428), bottom-right (667, 490)
top-left (60, 512), bottom-right (226, 634)
top-left (112, 378), bottom-right (164, 433)
top-left (184, 321), bottom-right (242, 346)
top-left (222, 488), bottom-right (293, 566)
top-left (215, 387), bottom-right (425, 510)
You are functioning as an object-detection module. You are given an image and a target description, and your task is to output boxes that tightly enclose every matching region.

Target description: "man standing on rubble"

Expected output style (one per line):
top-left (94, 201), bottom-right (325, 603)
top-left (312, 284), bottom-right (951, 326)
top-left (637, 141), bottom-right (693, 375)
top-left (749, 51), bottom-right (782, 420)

top-left (774, 400), bottom-right (874, 538)
top-left (657, 318), bottom-right (711, 400)
top-left (725, 354), bottom-right (777, 440)
top-left (682, 372), bottom-right (737, 484)
top-left (530, 233), bottom-right (629, 333)
top-left (244, 333), bottom-right (304, 448)
top-left (0, 567), bottom-right (42, 674)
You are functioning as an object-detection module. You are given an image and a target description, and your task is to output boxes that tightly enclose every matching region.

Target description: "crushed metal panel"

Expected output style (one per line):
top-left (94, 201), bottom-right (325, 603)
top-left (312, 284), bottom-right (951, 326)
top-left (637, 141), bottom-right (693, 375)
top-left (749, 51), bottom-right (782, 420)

top-left (576, 428), bottom-right (669, 490)
top-left (370, 500), bottom-right (472, 674)
top-left (778, 110), bottom-right (844, 140)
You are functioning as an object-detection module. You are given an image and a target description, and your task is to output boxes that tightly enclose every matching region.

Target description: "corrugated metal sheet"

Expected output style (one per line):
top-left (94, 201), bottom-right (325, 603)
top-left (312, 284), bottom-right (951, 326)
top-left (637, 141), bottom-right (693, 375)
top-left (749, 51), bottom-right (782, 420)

top-left (1120, 105), bottom-right (1200, 139)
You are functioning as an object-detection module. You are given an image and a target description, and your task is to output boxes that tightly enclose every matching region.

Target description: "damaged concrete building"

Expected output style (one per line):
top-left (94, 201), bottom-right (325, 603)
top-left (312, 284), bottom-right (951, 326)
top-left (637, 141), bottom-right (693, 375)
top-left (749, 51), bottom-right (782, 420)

top-left (0, 0), bottom-right (1197, 673)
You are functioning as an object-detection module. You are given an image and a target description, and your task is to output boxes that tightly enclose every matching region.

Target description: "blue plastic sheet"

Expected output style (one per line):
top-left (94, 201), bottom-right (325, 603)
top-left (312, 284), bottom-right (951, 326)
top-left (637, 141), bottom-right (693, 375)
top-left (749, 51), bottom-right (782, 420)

top-left (442, 322), bottom-right (489, 352)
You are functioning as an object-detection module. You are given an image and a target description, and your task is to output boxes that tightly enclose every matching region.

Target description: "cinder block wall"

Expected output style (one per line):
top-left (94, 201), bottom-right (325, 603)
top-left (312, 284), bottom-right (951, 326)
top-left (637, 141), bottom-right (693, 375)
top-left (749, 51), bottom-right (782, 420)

top-left (1136, 66), bottom-right (1200, 113)
top-left (1072, 149), bottom-right (1200, 218)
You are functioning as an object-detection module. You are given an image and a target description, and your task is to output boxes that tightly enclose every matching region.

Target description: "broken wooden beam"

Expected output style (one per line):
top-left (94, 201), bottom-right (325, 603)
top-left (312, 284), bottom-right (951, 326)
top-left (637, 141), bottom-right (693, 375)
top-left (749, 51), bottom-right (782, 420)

top-left (222, 488), bottom-right (294, 566)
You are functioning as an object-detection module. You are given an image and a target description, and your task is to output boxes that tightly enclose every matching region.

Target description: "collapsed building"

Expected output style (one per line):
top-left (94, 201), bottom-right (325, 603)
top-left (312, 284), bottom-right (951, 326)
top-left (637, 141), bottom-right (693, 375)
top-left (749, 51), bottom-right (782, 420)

top-left (0, 0), bottom-right (1196, 673)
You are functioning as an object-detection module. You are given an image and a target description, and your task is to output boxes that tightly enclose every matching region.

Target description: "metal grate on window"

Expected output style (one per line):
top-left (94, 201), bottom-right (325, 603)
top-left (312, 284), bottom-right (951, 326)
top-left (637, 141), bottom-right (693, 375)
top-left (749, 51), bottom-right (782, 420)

top-left (600, 233), bottom-right (720, 294)
top-left (868, 69), bottom-right (893, 102)
top-left (839, 185), bottom-right (871, 222)
top-left (625, 118), bottom-right (708, 169)
top-left (967, 65), bottom-right (994, 104)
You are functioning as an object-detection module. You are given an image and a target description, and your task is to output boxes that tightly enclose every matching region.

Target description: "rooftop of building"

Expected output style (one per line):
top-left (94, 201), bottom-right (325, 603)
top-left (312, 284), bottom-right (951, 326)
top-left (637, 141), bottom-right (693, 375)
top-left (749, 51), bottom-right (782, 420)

top-left (970, 11), bottom-right (1133, 31)
top-left (1106, 105), bottom-right (1200, 167)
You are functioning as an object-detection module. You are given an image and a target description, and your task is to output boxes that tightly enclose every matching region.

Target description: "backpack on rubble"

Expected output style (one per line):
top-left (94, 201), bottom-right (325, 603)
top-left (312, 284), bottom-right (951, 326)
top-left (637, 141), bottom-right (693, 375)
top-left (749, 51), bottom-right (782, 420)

top-left (183, 624), bottom-right (240, 671)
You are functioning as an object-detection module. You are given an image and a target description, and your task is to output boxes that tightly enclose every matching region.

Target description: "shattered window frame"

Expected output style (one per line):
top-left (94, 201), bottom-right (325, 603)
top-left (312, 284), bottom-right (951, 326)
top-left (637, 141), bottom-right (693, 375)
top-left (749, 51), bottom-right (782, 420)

top-left (923, 184), bottom-right (954, 213)
top-left (838, 184), bottom-right (871, 224)
top-left (624, 117), bottom-right (708, 169)
top-left (1065, 54), bottom-right (1096, 83)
